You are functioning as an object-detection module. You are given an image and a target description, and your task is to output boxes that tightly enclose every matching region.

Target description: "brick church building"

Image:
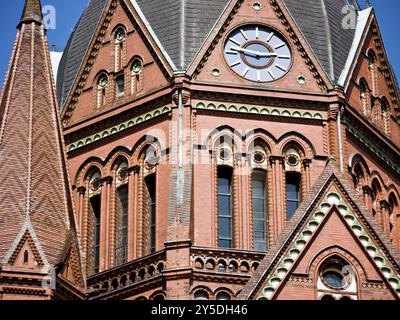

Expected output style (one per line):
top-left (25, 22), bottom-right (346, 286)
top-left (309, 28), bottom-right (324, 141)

top-left (0, 0), bottom-right (400, 300)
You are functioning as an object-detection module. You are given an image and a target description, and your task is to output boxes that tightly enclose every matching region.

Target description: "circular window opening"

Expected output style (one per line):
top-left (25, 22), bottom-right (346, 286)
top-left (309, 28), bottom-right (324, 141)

top-left (116, 29), bottom-right (126, 42)
top-left (98, 74), bottom-right (109, 88)
top-left (252, 2), bottom-right (262, 11)
top-left (132, 59), bottom-right (143, 74)
top-left (287, 154), bottom-right (300, 167)
top-left (219, 148), bottom-right (232, 161)
top-left (117, 167), bottom-right (128, 180)
top-left (322, 270), bottom-right (344, 289)
top-left (90, 179), bottom-right (102, 192)
top-left (253, 151), bottom-right (266, 164)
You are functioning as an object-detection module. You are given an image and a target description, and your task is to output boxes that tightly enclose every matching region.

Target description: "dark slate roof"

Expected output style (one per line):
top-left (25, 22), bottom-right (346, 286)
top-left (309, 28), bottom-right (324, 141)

top-left (136, 0), bottom-right (230, 70)
top-left (56, 0), bottom-right (107, 107)
top-left (282, 0), bottom-right (358, 83)
top-left (56, 0), bottom-right (361, 108)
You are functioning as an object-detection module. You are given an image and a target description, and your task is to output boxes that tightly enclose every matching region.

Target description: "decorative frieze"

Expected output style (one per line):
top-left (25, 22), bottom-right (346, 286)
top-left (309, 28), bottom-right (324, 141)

top-left (67, 106), bottom-right (171, 153)
top-left (195, 101), bottom-right (325, 120)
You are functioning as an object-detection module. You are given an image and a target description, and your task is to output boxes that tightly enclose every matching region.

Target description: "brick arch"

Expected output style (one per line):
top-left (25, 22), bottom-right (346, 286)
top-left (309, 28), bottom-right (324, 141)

top-left (103, 147), bottom-right (131, 174)
top-left (149, 290), bottom-right (167, 300)
top-left (75, 158), bottom-right (104, 186)
top-left (190, 285), bottom-right (213, 299)
top-left (277, 132), bottom-right (315, 159)
top-left (370, 172), bottom-right (386, 200)
top-left (245, 131), bottom-right (274, 155)
top-left (349, 154), bottom-right (370, 187)
top-left (358, 76), bottom-right (370, 91)
top-left (206, 125), bottom-right (243, 151)
top-left (306, 246), bottom-right (367, 286)
top-left (213, 287), bottom-right (235, 297)
top-left (94, 70), bottom-right (110, 84)
top-left (110, 24), bottom-right (128, 40)
top-left (132, 135), bottom-right (163, 164)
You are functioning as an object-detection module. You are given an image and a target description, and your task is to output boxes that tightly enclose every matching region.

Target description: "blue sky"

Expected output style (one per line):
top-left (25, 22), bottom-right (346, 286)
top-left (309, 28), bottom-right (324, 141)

top-left (0, 1), bottom-right (399, 84)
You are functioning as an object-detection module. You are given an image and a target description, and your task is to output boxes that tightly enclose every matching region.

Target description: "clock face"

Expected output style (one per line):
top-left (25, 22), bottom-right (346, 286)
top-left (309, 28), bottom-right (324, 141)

top-left (223, 25), bottom-right (292, 82)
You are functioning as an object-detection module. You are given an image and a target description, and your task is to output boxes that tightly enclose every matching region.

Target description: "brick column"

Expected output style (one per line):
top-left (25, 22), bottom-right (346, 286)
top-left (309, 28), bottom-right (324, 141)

top-left (363, 186), bottom-right (373, 213)
top-left (380, 201), bottom-right (391, 238)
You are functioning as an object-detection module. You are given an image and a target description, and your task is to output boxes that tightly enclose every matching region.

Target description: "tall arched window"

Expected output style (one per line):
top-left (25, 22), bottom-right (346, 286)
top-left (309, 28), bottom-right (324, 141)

top-left (380, 97), bottom-right (390, 135)
top-left (146, 174), bottom-right (156, 254)
top-left (115, 27), bottom-right (126, 71)
top-left (131, 57), bottom-right (143, 96)
top-left (359, 78), bottom-right (370, 117)
top-left (115, 161), bottom-right (129, 266)
top-left (97, 73), bottom-right (108, 108)
top-left (286, 172), bottom-right (301, 220)
top-left (389, 194), bottom-right (399, 247)
top-left (88, 169), bottom-right (102, 274)
top-left (284, 145), bottom-right (303, 221)
top-left (252, 170), bottom-right (267, 251)
top-left (371, 179), bottom-right (382, 219)
top-left (115, 74), bottom-right (125, 99)
top-left (218, 167), bottom-right (233, 248)
top-left (367, 49), bottom-right (377, 95)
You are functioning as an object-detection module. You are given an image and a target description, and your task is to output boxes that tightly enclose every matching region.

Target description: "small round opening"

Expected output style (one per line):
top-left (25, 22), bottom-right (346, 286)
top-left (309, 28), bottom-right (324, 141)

top-left (253, 151), bottom-right (266, 164)
top-left (287, 154), bottom-right (300, 167)
top-left (219, 148), bottom-right (232, 161)
top-left (132, 59), bottom-right (143, 74)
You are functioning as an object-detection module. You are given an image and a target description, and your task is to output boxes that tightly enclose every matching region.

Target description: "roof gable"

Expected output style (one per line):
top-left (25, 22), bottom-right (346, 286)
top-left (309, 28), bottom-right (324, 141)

top-left (60, 0), bottom-right (176, 125)
top-left (242, 160), bottom-right (400, 300)
top-left (188, 0), bottom-right (332, 92)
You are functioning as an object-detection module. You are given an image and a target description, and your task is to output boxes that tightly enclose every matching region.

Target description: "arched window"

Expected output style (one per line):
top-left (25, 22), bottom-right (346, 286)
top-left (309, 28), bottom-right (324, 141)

top-left (115, 161), bottom-right (129, 266)
top-left (115, 27), bottom-right (126, 71)
top-left (389, 194), bottom-right (399, 247)
top-left (317, 256), bottom-right (357, 300)
top-left (216, 291), bottom-right (231, 300)
top-left (146, 174), bottom-right (156, 254)
top-left (380, 97), bottom-right (390, 135)
top-left (218, 167), bottom-right (233, 248)
top-left (283, 145), bottom-right (304, 221)
top-left (23, 250), bottom-right (29, 265)
top-left (367, 49), bottom-right (377, 96)
top-left (371, 179), bottom-right (382, 219)
top-left (115, 74), bottom-right (125, 99)
top-left (252, 170), bottom-right (267, 251)
top-left (194, 289), bottom-right (209, 300)
top-left (359, 78), bottom-right (370, 116)
top-left (353, 163), bottom-right (365, 193)
top-left (286, 172), bottom-right (301, 220)
top-left (97, 73), bottom-right (108, 108)
top-left (131, 57), bottom-right (143, 96)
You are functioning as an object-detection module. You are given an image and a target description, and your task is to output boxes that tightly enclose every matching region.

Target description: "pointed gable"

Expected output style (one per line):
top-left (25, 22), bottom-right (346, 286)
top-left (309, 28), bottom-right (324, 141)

top-left (0, 0), bottom-right (83, 286)
top-left (188, 0), bottom-right (332, 92)
top-left (60, 0), bottom-right (175, 125)
top-left (241, 160), bottom-right (400, 300)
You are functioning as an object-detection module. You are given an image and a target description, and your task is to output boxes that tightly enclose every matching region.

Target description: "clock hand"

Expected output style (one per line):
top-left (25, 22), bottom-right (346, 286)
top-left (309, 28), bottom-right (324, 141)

top-left (230, 46), bottom-right (261, 56)
top-left (231, 46), bottom-right (277, 58)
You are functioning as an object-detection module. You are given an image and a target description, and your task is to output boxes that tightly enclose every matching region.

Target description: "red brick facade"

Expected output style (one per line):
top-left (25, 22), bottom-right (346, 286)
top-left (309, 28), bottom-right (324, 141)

top-left (1, 0), bottom-right (400, 300)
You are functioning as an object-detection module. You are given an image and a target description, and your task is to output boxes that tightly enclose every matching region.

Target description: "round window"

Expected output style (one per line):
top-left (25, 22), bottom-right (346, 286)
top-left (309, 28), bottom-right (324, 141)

top-left (219, 148), bottom-right (232, 161)
top-left (322, 270), bottom-right (344, 289)
top-left (132, 59), bottom-right (143, 74)
top-left (116, 29), bottom-right (126, 42)
top-left (287, 154), bottom-right (300, 167)
top-left (98, 74), bottom-right (109, 88)
top-left (253, 151), bottom-right (266, 164)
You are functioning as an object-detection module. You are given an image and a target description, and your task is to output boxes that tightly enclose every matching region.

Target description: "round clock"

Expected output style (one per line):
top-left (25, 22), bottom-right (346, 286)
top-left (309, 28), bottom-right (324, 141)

top-left (223, 25), bottom-right (292, 82)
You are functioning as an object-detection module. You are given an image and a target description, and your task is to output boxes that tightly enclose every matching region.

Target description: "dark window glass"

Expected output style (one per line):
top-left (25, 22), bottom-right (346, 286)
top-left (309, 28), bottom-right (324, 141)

top-left (146, 175), bottom-right (156, 254)
top-left (116, 186), bottom-right (128, 265)
top-left (253, 171), bottom-right (267, 251)
top-left (116, 76), bottom-right (125, 98)
top-left (286, 172), bottom-right (301, 220)
top-left (218, 167), bottom-right (233, 248)
top-left (90, 195), bottom-right (101, 274)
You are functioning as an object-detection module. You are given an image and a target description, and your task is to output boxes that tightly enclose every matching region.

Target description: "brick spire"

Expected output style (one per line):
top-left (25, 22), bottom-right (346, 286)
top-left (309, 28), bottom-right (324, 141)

top-left (0, 0), bottom-right (83, 291)
top-left (20, 0), bottom-right (43, 26)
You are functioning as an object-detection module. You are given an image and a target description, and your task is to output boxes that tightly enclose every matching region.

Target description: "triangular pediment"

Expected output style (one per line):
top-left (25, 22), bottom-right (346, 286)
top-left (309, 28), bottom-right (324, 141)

top-left (188, 0), bottom-right (332, 92)
top-left (58, 238), bottom-right (85, 289)
top-left (61, 0), bottom-right (175, 125)
top-left (6, 230), bottom-right (45, 269)
top-left (242, 161), bottom-right (400, 300)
